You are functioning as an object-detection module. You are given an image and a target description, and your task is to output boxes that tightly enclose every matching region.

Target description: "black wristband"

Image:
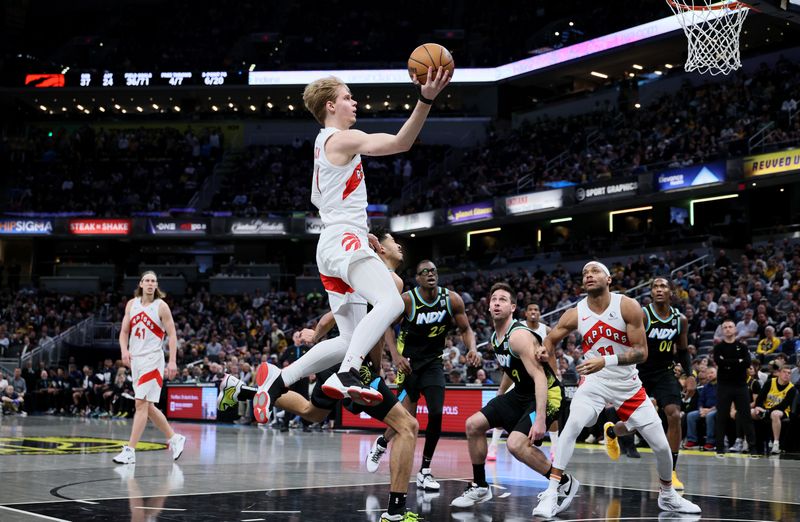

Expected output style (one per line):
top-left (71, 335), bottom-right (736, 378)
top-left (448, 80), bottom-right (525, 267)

top-left (415, 85), bottom-right (433, 105)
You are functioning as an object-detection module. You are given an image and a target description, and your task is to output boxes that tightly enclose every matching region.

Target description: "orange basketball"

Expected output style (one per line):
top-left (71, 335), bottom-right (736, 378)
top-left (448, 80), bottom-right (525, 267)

top-left (408, 43), bottom-right (454, 84)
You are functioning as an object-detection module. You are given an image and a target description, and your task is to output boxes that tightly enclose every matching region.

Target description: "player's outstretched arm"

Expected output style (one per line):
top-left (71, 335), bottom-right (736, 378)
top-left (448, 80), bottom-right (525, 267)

top-left (512, 329), bottom-right (547, 442)
top-left (542, 308), bottom-right (577, 361)
top-left (328, 67), bottom-right (451, 157)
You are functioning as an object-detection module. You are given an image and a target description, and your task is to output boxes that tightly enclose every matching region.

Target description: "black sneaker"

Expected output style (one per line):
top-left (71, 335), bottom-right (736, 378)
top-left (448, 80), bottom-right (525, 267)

top-left (322, 368), bottom-right (383, 406)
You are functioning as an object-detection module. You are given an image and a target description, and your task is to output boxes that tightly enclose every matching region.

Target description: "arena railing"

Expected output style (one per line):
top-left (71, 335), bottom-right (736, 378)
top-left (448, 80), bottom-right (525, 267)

top-left (20, 317), bottom-right (95, 369)
top-left (540, 253), bottom-right (712, 323)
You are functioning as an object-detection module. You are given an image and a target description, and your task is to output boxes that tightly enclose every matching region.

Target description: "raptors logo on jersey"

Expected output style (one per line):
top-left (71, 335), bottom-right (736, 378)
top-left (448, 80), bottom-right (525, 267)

top-left (128, 298), bottom-right (166, 357)
top-left (311, 128), bottom-right (368, 231)
top-left (341, 232), bottom-right (362, 251)
top-left (577, 293), bottom-right (638, 381)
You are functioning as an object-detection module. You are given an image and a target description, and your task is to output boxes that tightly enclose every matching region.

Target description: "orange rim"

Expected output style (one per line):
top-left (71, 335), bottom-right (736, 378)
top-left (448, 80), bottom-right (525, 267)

top-left (666, 0), bottom-right (749, 11)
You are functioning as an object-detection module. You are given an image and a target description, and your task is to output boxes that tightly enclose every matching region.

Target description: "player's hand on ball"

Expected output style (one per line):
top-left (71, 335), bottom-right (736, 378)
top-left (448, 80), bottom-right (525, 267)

top-left (299, 328), bottom-right (316, 345)
top-left (576, 357), bottom-right (606, 375)
top-left (414, 66), bottom-right (452, 100)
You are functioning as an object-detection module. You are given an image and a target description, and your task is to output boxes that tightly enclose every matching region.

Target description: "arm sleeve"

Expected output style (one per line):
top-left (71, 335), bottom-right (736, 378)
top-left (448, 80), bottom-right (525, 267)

top-left (677, 348), bottom-right (693, 377)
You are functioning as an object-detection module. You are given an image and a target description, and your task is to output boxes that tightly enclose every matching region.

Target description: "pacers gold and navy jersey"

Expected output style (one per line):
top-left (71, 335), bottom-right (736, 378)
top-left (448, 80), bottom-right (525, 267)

top-left (397, 286), bottom-right (454, 371)
top-left (639, 303), bottom-right (681, 376)
top-left (491, 320), bottom-right (559, 397)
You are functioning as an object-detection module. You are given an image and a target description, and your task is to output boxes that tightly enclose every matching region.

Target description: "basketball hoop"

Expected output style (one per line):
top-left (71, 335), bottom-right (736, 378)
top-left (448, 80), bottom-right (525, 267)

top-left (666, 0), bottom-right (750, 76)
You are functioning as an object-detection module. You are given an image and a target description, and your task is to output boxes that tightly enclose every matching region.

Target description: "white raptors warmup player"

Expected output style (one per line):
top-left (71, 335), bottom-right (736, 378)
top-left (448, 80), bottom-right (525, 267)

top-left (247, 68), bottom-right (451, 420)
top-left (113, 271), bottom-right (185, 464)
top-left (532, 261), bottom-right (700, 518)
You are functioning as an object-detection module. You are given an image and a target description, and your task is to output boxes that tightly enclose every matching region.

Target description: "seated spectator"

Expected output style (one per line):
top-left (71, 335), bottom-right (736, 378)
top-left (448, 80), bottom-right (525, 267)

top-left (473, 369), bottom-right (494, 385)
top-left (448, 370), bottom-right (464, 385)
top-left (1, 385), bottom-right (26, 416)
top-left (736, 309), bottom-right (758, 342)
top-left (110, 368), bottom-right (135, 418)
top-left (685, 367), bottom-right (717, 450)
top-left (779, 327), bottom-right (800, 364)
top-left (756, 326), bottom-right (780, 362)
top-left (750, 364), bottom-right (796, 454)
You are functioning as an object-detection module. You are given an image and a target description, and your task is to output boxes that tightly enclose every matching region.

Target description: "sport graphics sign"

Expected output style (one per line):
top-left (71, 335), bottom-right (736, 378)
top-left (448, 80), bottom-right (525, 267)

top-left (505, 189), bottom-right (564, 215)
top-left (0, 219), bottom-right (54, 235)
top-left (575, 180), bottom-right (638, 202)
top-left (148, 219), bottom-right (208, 235)
top-left (655, 162), bottom-right (726, 192)
top-left (447, 201), bottom-right (493, 225)
top-left (743, 148), bottom-right (800, 178)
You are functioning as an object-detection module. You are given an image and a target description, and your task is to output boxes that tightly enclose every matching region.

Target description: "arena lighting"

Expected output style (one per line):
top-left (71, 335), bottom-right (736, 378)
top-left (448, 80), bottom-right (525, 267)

top-left (249, 105), bottom-right (256, 111)
top-left (288, 104), bottom-right (295, 111)
top-left (634, 103), bottom-right (642, 109)
top-left (466, 227), bottom-right (501, 249)
top-left (211, 105), bottom-right (219, 111)
top-left (608, 205), bottom-right (653, 233)
top-left (632, 64), bottom-right (644, 70)
top-left (173, 105), bottom-right (181, 112)
top-left (249, 12), bottom-right (728, 85)
top-left (665, 63), bottom-right (674, 69)
top-left (39, 105), bottom-right (47, 111)
top-left (136, 106), bottom-right (143, 112)
top-left (403, 103), bottom-right (410, 110)
top-left (689, 194), bottom-right (737, 226)
top-left (83, 109), bottom-right (90, 114)
top-left (113, 104), bottom-right (121, 109)
top-left (364, 103), bottom-right (372, 110)
top-left (266, 102), bottom-right (273, 109)
top-left (410, 233), bottom-right (416, 238)
top-left (152, 103), bottom-right (159, 110)
top-left (76, 104), bottom-right (84, 110)
top-left (590, 71), bottom-right (608, 79)
top-left (98, 107), bottom-right (105, 112)
top-left (537, 228), bottom-right (542, 245)
top-left (550, 217), bottom-right (572, 224)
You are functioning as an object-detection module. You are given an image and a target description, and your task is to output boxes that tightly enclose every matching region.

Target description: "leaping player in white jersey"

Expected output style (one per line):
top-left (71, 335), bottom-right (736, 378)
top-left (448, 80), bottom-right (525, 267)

top-left (249, 67), bottom-right (451, 416)
top-left (532, 261), bottom-right (700, 518)
top-left (113, 271), bottom-right (185, 465)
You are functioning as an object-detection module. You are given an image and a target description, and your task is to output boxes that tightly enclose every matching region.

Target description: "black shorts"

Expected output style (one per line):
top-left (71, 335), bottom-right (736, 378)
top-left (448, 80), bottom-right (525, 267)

top-left (397, 361), bottom-right (445, 403)
top-left (310, 368), bottom-right (399, 422)
top-left (640, 370), bottom-right (682, 409)
top-left (480, 386), bottom-right (562, 435)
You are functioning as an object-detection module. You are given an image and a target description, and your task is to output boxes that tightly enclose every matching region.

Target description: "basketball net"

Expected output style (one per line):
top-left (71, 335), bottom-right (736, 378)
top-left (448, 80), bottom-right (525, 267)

top-left (666, 0), bottom-right (750, 76)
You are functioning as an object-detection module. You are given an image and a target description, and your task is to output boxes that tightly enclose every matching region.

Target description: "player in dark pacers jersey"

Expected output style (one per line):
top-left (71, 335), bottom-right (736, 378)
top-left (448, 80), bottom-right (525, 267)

top-left (450, 282), bottom-right (579, 513)
top-left (603, 277), bottom-right (691, 490)
top-left (367, 259), bottom-right (477, 492)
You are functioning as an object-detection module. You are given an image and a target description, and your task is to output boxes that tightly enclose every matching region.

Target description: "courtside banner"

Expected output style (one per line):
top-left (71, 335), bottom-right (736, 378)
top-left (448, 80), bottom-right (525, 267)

top-left (166, 387), bottom-right (217, 420)
top-left (655, 162), bottom-right (726, 192)
top-left (447, 202), bottom-right (493, 225)
top-left (0, 219), bottom-right (54, 235)
top-left (340, 388), bottom-right (495, 433)
top-left (505, 189), bottom-right (564, 215)
top-left (69, 219), bottom-right (131, 235)
top-left (305, 217), bottom-right (324, 234)
top-left (743, 148), bottom-right (800, 178)
top-left (229, 218), bottom-right (287, 235)
top-left (575, 180), bottom-right (638, 203)
top-left (148, 219), bottom-right (208, 236)
top-left (389, 210), bottom-right (435, 233)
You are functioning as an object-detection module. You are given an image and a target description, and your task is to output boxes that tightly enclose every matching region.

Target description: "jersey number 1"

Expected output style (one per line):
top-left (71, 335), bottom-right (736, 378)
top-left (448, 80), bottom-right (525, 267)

top-left (598, 346), bottom-right (615, 356)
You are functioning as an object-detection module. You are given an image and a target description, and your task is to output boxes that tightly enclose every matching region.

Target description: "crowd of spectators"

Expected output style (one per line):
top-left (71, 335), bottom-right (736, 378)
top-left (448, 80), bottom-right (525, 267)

top-left (209, 141), bottom-right (446, 215)
top-left (3, 239), bottom-right (800, 452)
top-left (2, 126), bottom-right (223, 216)
top-left (400, 59), bottom-right (800, 214)
top-left (17, 1), bottom-right (667, 72)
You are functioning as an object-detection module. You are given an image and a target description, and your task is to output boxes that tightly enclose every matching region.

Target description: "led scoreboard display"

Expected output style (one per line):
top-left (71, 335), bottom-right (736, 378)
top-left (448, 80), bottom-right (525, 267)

top-left (25, 71), bottom-right (239, 88)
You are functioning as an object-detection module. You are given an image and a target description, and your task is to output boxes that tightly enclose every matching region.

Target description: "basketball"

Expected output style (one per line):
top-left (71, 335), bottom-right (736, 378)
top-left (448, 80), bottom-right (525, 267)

top-left (408, 43), bottom-right (454, 84)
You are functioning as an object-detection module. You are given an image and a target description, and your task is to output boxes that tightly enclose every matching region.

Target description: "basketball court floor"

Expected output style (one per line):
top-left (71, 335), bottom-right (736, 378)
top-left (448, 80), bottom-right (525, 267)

top-left (1, 416), bottom-right (797, 521)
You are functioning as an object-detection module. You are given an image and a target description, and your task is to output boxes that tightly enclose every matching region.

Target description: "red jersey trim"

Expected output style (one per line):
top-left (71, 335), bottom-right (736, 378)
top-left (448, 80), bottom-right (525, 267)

top-left (130, 311), bottom-right (165, 340)
top-left (342, 162), bottom-right (364, 200)
top-left (617, 386), bottom-right (646, 422)
top-left (320, 274), bottom-right (354, 294)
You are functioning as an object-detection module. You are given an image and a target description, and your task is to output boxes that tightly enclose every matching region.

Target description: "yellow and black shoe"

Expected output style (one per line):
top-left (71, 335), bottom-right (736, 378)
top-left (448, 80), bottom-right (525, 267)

top-left (380, 511), bottom-right (420, 521)
top-left (672, 470), bottom-right (684, 491)
top-left (604, 422), bottom-right (620, 461)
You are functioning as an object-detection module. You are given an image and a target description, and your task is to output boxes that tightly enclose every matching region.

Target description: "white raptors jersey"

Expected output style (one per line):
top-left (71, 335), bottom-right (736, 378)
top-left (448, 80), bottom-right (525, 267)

top-left (311, 127), bottom-right (368, 232)
top-left (577, 293), bottom-right (638, 381)
top-left (128, 298), bottom-right (166, 357)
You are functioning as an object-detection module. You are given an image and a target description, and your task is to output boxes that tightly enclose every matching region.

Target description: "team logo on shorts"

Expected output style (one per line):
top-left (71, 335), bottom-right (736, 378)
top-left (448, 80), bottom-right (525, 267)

top-left (342, 232), bottom-right (362, 252)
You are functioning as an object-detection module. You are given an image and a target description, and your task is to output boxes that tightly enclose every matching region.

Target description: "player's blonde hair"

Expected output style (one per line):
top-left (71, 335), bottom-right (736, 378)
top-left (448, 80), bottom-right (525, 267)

top-left (303, 76), bottom-right (347, 125)
top-left (135, 270), bottom-right (166, 299)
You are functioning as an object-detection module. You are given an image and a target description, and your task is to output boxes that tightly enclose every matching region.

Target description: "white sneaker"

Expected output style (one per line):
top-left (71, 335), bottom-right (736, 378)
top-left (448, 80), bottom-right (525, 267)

top-left (450, 483), bottom-right (492, 507)
top-left (585, 434), bottom-right (597, 444)
top-left (217, 374), bottom-right (242, 412)
top-left (486, 443), bottom-right (498, 461)
top-left (169, 433), bottom-right (186, 461)
top-left (771, 441), bottom-right (781, 454)
top-left (416, 468), bottom-right (440, 491)
top-left (113, 445), bottom-right (136, 464)
top-left (557, 474), bottom-right (580, 511)
top-left (366, 437), bottom-right (387, 473)
top-left (658, 488), bottom-right (701, 513)
top-left (729, 439), bottom-right (744, 453)
top-left (532, 488), bottom-right (559, 519)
